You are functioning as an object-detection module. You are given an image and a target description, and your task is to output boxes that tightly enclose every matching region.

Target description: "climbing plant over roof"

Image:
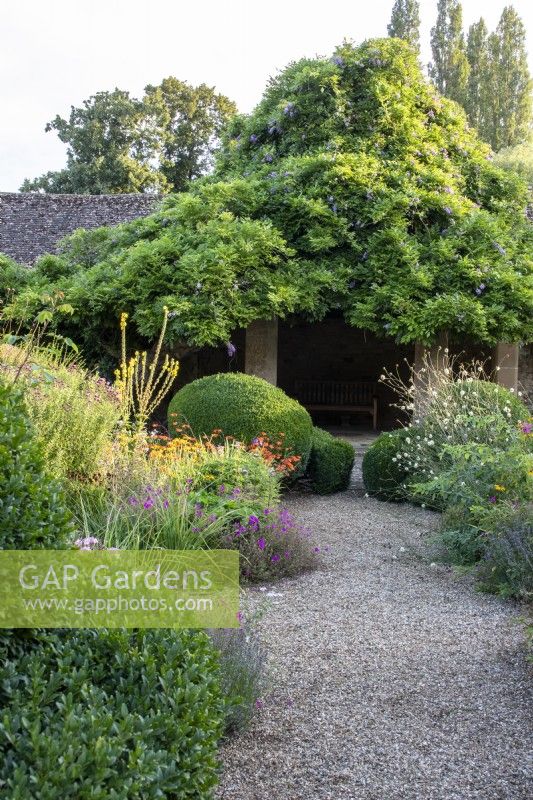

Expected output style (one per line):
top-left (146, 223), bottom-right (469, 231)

top-left (3, 38), bottom-right (532, 363)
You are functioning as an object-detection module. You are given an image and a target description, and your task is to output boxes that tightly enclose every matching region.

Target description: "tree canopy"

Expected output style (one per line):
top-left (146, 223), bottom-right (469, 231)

top-left (387, 0), bottom-right (420, 55)
top-left (4, 39), bottom-right (532, 364)
top-left (20, 81), bottom-right (236, 194)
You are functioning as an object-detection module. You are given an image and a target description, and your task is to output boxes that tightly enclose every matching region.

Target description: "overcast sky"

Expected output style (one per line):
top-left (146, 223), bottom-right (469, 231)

top-left (2, 0), bottom-right (532, 191)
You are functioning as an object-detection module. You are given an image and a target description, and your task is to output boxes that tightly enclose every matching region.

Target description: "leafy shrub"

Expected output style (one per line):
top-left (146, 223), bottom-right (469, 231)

top-left (435, 505), bottom-right (485, 565)
top-left (0, 254), bottom-right (30, 306)
top-left (448, 380), bottom-right (530, 427)
top-left (362, 428), bottom-right (419, 501)
top-left (475, 503), bottom-right (533, 599)
top-left (0, 628), bottom-right (224, 799)
top-left (25, 364), bottom-right (121, 482)
top-left (225, 507), bottom-right (320, 581)
top-left (0, 380), bottom-right (73, 550)
top-left (411, 442), bottom-right (533, 513)
top-left (168, 373), bottom-right (313, 475)
top-left (209, 606), bottom-right (269, 732)
top-left (306, 427), bottom-right (354, 494)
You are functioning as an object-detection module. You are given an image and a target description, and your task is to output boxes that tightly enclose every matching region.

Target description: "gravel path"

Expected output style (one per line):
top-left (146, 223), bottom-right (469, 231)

top-left (216, 456), bottom-right (533, 800)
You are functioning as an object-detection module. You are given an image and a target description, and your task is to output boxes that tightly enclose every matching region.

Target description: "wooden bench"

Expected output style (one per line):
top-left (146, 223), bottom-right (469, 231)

top-left (294, 380), bottom-right (378, 430)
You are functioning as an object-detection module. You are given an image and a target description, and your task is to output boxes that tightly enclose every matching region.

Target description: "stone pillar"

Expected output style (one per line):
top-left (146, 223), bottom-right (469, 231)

top-left (245, 318), bottom-right (278, 385)
top-left (412, 332), bottom-right (448, 422)
top-left (493, 342), bottom-right (519, 392)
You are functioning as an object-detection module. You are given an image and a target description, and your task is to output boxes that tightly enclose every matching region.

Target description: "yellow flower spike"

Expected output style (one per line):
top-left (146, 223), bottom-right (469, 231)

top-left (494, 485), bottom-right (506, 492)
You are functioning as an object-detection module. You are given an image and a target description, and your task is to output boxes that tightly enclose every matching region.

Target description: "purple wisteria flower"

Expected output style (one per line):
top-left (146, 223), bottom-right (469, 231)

top-left (443, 206), bottom-right (453, 215)
top-left (249, 134), bottom-right (259, 144)
top-left (331, 55), bottom-right (345, 67)
top-left (283, 102), bottom-right (297, 118)
top-left (263, 153), bottom-right (274, 163)
top-left (226, 341), bottom-right (236, 357)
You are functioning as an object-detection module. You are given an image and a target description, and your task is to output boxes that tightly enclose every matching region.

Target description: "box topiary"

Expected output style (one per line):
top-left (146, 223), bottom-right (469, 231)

top-left (168, 372), bottom-right (314, 475)
top-left (362, 428), bottom-right (417, 501)
top-left (306, 427), bottom-right (354, 494)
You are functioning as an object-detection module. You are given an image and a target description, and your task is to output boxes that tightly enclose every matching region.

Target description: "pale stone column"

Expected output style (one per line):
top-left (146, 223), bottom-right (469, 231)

top-left (493, 342), bottom-right (519, 392)
top-left (245, 318), bottom-right (278, 385)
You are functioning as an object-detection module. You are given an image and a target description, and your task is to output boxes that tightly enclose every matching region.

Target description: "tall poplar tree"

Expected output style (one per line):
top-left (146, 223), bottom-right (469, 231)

top-left (387, 0), bottom-right (421, 54)
top-left (484, 6), bottom-right (532, 151)
top-left (429, 0), bottom-right (469, 107)
top-left (465, 19), bottom-right (489, 136)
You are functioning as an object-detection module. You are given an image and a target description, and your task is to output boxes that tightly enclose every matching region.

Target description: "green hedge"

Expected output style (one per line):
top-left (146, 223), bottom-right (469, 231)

top-left (362, 428), bottom-right (416, 501)
top-left (0, 629), bottom-right (225, 799)
top-left (306, 427), bottom-right (354, 494)
top-left (168, 372), bottom-right (314, 475)
top-left (0, 381), bottom-right (73, 550)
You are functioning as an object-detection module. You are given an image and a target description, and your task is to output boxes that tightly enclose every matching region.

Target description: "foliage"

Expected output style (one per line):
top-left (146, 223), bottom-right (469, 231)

top-left (209, 604), bottom-right (270, 732)
top-left (7, 38), bottom-right (533, 359)
top-left (21, 80), bottom-right (236, 194)
top-left (484, 7), bottom-right (532, 152)
top-left (71, 432), bottom-right (280, 550)
top-left (429, 0), bottom-right (469, 107)
top-left (0, 380), bottom-right (73, 550)
top-left (387, 0), bottom-right (420, 54)
top-left (168, 373), bottom-right (313, 476)
top-left (0, 342), bottom-right (121, 483)
top-left (115, 308), bottom-right (179, 432)
top-left (465, 18), bottom-right (490, 136)
top-left (494, 138), bottom-right (533, 186)
top-left (143, 77), bottom-right (237, 191)
top-left (0, 255), bottom-right (31, 308)
top-left (362, 427), bottom-right (418, 501)
top-left (475, 502), bottom-right (533, 599)
top-left (306, 427), bottom-right (354, 494)
top-left (0, 628), bottom-right (224, 799)
top-left (225, 507), bottom-right (320, 582)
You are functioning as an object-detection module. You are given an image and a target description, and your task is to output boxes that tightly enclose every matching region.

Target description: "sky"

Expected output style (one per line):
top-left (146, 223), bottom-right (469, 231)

top-left (2, 0), bottom-right (533, 191)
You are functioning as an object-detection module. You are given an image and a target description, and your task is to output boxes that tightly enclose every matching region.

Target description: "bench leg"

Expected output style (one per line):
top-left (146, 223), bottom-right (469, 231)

top-left (372, 399), bottom-right (378, 430)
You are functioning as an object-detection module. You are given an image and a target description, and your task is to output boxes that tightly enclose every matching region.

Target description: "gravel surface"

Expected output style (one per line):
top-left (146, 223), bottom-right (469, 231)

top-left (216, 456), bottom-right (533, 800)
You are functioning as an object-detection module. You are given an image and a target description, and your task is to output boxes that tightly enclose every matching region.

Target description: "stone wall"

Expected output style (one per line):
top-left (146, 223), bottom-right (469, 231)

top-left (0, 192), bottom-right (159, 264)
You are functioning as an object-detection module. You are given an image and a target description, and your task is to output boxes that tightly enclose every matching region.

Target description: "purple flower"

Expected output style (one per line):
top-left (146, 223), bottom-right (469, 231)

top-left (489, 496), bottom-right (497, 504)
top-left (493, 242), bottom-right (506, 255)
top-left (218, 484), bottom-right (226, 495)
top-left (255, 699), bottom-right (264, 709)
top-left (249, 134), bottom-right (259, 144)
top-left (163, 499), bottom-right (170, 509)
top-left (226, 341), bottom-right (236, 357)
top-left (237, 611), bottom-right (244, 624)
top-left (257, 537), bottom-right (266, 551)
top-left (521, 422), bottom-right (533, 434)
top-left (208, 514), bottom-right (217, 523)
top-left (143, 499), bottom-right (154, 510)
top-left (271, 554), bottom-right (280, 563)
top-left (443, 206), bottom-right (453, 216)
top-left (331, 55), bottom-right (345, 67)
top-left (283, 102), bottom-right (296, 118)
top-left (194, 503), bottom-right (203, 518)
top-left (249, 514), bottom-right (260, 527)
top-left (263, 153), bottom-right (274, 163)
top-left (128, 496), bottom-right (139, 506)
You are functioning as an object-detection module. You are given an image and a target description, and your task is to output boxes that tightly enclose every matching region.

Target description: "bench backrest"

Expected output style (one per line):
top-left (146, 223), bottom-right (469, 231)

top-left (294, 380), bottom-right (378, 406)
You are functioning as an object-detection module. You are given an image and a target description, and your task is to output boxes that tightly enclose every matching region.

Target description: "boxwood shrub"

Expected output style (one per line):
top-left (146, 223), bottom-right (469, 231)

top-left (0, 628), bottom-right (225, 799)
top-left (168, 372), bottom-right (314, 475)
top-left (362, 428), bottom-right (417, 501)
top-left (306, 427), bottom-right (354, 494)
